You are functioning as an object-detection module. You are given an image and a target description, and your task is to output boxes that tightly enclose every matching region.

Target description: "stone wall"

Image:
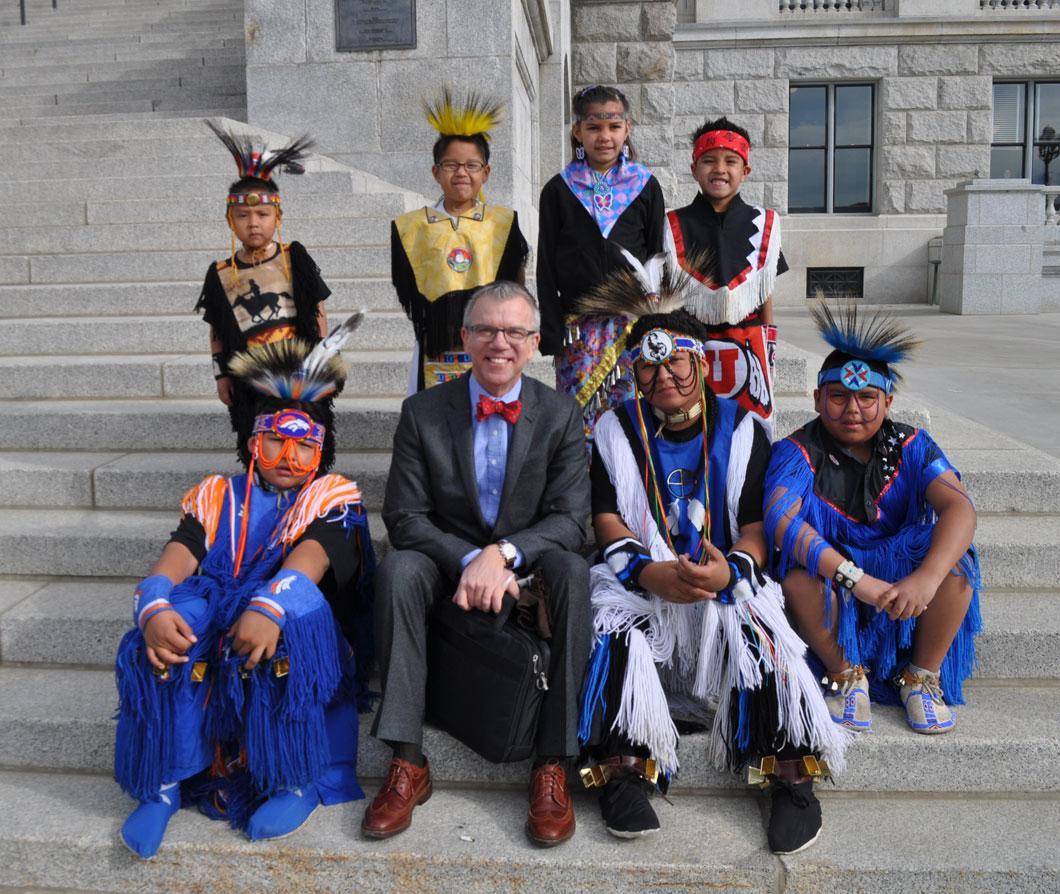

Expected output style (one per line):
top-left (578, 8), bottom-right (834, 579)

top-left (569, 0), bottom-right (678, 193)
top-left (243, 0), bottom-right (569, 243)
top-left (662, 34), bottom-right (1060, 303)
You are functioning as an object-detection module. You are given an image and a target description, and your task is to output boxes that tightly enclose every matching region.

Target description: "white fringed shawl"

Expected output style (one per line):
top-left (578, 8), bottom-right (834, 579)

top-left (590, 408), bottom-right (850, 775)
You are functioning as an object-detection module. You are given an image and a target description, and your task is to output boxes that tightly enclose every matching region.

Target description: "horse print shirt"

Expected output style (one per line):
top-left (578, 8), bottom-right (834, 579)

top-left (216, 246), bottom-right (297, 345)
top-left (195, 241), bottom-right (331, 366)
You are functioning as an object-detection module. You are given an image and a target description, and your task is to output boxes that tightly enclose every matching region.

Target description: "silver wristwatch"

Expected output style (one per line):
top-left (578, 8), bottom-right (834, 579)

top-left (497, 540), bottom-right (518, 569)
top-left (834, 560), bottom-right (864, 591)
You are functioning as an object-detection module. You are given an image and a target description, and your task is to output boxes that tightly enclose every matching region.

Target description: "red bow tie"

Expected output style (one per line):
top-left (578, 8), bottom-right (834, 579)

top-left (476, 394), bottom-right (522, 425)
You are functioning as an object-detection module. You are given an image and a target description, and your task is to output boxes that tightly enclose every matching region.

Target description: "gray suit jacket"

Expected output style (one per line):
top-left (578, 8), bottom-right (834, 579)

top-left (382, 373), bottom-right (589, 580)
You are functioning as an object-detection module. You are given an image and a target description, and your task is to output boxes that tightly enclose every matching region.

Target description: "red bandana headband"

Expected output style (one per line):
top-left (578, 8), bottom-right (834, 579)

top-left (692, 130), bottom-right (750, 164)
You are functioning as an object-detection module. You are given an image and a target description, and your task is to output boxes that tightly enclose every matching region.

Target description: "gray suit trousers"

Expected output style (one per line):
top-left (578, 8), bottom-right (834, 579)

top-left (371, 547), bottom-right (591, 758)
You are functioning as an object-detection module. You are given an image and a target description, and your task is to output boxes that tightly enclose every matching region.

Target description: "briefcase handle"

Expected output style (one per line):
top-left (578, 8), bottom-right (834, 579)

top-left (491, 593), bottom-right (518, 633)
top-left (490, 574), bottom-right (534, 632)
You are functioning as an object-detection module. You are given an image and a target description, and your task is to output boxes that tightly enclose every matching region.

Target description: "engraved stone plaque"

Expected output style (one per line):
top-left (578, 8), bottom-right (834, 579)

top-left (336, 0), bottom-right (416, 52)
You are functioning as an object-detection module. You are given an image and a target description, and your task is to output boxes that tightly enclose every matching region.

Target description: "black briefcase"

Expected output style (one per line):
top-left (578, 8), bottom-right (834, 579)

top-left (426, 595), bottom-right (550, 763)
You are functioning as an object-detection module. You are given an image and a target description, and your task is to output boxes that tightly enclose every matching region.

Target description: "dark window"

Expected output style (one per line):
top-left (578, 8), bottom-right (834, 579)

top-left (992, 82), bottom-right (1026, 178)
top-left (992, 81), bottom-right (1060, 185)
top-left (807, 267), bottom-right (864, 300)
top-left (789, 83), bottom-right (875, 214)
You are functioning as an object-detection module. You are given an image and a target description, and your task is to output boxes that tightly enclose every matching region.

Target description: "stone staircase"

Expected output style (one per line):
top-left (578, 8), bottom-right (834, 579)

top-left (2, 2), bottom-right (1060, 891)
top-left (0, 0), bottom-right (245, 122)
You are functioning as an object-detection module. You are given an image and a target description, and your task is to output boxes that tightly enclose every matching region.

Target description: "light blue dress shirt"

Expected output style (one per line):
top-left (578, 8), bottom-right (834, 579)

top-left (461, 375), bottom-right (524, 570)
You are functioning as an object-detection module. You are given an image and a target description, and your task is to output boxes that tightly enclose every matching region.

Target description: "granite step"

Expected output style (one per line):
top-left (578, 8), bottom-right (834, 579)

top-left (0, 347), bottom-right (816, 399)
top-left (0, 435), bottom-right (1046, 518)
top-left (0, 40), bottom-right (239, 64)
top-left (0, 312), bottom-right (407, 355)
top-left (0, 666), bottom-right (1054, 793)
top-left (0, 217), bottom-right (390, 255)
top-left (4, 108), bottom-right (250, 127)
top-left (0, 397), bottom-right (849, 452)
top-left (1, 245), bottom-right (387, 284)
top-left (0, 63), bottom-right (245, 90)
top-left (0, 449), bottom-right (393, 510)
top-left (0, 351), bottom-right (541, 400)
top-left (0, 73), bottom-right (244, 103)
top-left (0, 278), bottom-right (400, 315)
top-left (11, 771), bottom-right (1057, 894)
top-left (0, 504), bottom-right (1045, 587)
top-left (0, 507), bottom-right (384, 578)
top-left (0, 46), bottom-right (242, 71)
top-left (1, 191), bottom-right (408, 227)
top-left (0, 170), bottom-right (359, 205)
top-left (2, 97), bottom-right (246, 120)
top-left (6, 145), bottom-right (318, 182)
top-left (0, 110), bottom-right (249, 139)
top-left (2, 579), bottom-right (1054, 677)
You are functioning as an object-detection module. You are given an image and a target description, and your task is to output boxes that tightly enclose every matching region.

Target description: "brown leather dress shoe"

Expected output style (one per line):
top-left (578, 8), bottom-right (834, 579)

top-left (526, 762), bottom-right (575, 846)
top-left (361, 757), bottom-right (432, 839)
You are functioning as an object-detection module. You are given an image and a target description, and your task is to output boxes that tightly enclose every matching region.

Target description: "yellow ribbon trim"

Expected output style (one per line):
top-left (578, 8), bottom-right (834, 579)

top-left (572, 317), bottom-right (635, 408)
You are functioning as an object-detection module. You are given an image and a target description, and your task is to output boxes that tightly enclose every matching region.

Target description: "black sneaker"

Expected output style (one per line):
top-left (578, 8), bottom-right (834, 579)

top-left (599, 776), bottom-right (660, 839)
top-left (767, 778), bottom-right (822, 854)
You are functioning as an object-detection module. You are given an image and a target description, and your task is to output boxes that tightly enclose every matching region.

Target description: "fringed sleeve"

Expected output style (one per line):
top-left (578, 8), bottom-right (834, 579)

top-left (286, 241), bottom-right (329, 344)
top-left (195, 262), bottom-right (245, 362)
top-left (535, 177), bottom-right (565, 356)
top-left (497, 210), bottom-right (530, 281)
top-left (389, 220), bottom-right (468, 355)
top-left (763, 438), bottom-right (831, 582)
top-left (282, 473), bottom-right (377, 712)
top-left (179, 474), bottom-right (228, 552)
top-left (642, 175), bottom-right (667, 255)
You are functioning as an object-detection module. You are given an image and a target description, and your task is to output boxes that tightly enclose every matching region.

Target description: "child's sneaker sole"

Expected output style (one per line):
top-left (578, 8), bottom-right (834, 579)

top-left (771, 823), bottom-right (822, 855)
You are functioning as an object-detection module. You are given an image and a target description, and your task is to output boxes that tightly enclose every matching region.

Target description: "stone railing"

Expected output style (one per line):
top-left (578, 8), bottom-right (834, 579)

top-left (779, 1), bottom-right (885, 11)
top-left (1046, 188), bottom-right (1060, 225)
top-left (680, 0), bottom-right (1060, 23)
top-left (981, 1), bottom-right (1060, 9)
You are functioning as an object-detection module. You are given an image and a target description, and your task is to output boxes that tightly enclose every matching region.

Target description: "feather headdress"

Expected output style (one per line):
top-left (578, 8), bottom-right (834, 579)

top-left (206, 119), bottom-right (315, 183)
top-left (423, 87), bottom-right (502, 138)
top-left (811, 299), bottom-right (920, 384)
top-left (228, 312), bottom-right (364, 403)
top-left (575, 248), bottom-right (708, 320)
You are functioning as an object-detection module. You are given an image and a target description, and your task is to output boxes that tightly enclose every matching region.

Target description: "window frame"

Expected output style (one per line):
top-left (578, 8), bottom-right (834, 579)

top-left (992, 79), bottom-right (1060, 184)
top-left (788, 81), bottom-right (877, 215)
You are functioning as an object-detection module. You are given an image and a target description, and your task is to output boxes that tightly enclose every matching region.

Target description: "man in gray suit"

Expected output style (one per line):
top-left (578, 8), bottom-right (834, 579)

top-left (363, 281), bottom-right (591, 846)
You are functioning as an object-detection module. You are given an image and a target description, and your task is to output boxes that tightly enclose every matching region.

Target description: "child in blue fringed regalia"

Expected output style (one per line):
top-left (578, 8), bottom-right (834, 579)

top-left (764, 302), bottom-right (981, 736)
top-left (574, 267), bottom-right (849, 855)
top-left (537, 84), bottom-right (667, 441)
top-left (114, 315), bottom-right (375, 859)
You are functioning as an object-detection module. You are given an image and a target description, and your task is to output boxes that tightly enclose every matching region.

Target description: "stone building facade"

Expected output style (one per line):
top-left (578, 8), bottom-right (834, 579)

top-left (242, 0), bottom-right (1060, 305)
top-left (578, 0), bottom-right (1060, 304)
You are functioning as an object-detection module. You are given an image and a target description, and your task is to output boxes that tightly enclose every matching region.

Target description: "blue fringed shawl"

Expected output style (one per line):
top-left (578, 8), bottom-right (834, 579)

top-left (764, 428), bottom-right (982, 704)
top-left (114, 474), bottom-right (371, 806)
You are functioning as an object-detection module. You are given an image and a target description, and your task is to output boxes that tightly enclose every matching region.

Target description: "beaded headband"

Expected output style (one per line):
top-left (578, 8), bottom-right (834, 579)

top-left (630, 329), bottom-right (705, 364)
top-left (693, 129), bottom-right (750, 164)
top-left (227, 192), bottom-right (281, 207)
top-left (818, 360), bottom-right (894, 395)
top-left (252, 409), bottom-right (326, 446)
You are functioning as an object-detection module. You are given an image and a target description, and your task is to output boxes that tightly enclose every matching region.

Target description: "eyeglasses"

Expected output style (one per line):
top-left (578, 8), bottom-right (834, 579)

top-left (438, 161), bottom-right (486, 174)
top-left (467, 325), bottom-right (537, 344)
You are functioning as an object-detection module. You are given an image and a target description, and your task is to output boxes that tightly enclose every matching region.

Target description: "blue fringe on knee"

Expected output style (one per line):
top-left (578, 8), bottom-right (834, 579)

top-left (578, 636), bottom-right (612, 746)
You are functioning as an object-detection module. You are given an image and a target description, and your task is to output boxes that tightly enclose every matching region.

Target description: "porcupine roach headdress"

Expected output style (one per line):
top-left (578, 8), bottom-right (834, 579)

top-left (811, 299), bottom-right (921, 395)
top-left (423, 87), bottom-right (502, 202)
top-left (206, 119), bottom-right (315, 287)
top-left (226, 312), bottom-right (364, 575)
top-left (423, 87), bottom-right (503, 140)
top-left (569, 247), bottom-right (706, 413)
